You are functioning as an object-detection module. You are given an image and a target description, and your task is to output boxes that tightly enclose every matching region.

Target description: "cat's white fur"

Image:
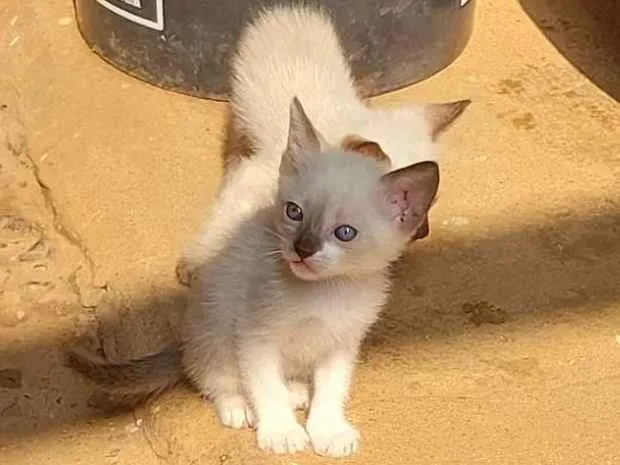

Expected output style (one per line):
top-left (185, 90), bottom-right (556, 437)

top-left (178, 6), bottom-right (467, 281)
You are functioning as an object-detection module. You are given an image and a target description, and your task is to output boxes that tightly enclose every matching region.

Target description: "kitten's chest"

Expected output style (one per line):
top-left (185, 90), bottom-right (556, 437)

top-left (277, 279), bottom-right (387, 369)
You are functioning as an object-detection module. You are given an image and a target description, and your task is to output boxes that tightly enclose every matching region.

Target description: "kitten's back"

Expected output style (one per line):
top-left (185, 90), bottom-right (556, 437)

top-left (231, 6), bottom-right (361, 152)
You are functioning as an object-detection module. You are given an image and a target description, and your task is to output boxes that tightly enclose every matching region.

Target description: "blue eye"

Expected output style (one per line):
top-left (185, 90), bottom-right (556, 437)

top-left (334, 225), bottom-right (358, 242)
top-left (285, 202), bottom-right (303, 222)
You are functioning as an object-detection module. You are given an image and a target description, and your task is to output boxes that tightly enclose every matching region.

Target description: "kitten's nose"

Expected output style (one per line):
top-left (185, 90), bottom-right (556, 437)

top-left (294, 234), bottom-right (321, 259)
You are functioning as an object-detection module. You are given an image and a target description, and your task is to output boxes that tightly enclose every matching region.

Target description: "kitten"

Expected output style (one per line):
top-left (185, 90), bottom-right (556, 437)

top-left (176, 5), bottom-right (469, 285)
top-left (68, 97), bottom-right (440, 457)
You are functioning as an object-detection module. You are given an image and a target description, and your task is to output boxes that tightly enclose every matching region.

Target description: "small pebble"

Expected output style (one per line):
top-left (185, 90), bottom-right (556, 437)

top-left (0, 292), bottom-right (25, 327)
top-left (58, 17), bottom-right (72, 26)
top-left (125, 424), bottom-right (139, 433)
top-left (442, 216), bottom-right (470, 227)
top-left (9, 36), bottom-right (21, 47)
top-left (10, 16), bottom-right (18, 27)
top-left (615, 334), bottom-right (620, 345)
top-left (79, 286), bottom-right (105, 308)
top-left (0, 268), bottom-right (10, 286)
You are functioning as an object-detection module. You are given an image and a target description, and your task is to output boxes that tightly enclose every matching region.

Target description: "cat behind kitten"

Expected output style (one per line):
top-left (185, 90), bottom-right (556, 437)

top-left (176, 5), bottom-right (469, 284)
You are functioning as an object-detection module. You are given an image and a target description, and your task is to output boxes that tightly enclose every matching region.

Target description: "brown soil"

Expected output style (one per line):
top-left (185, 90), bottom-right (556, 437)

top-left (1, 1), bottom-right (619, 464)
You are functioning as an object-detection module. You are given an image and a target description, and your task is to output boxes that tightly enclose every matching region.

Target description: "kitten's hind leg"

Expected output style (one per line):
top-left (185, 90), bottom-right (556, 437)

top-left (176, 231), bottom-right (219, 287)
top-left (213, 393), bottom-right (256, 429)
top-left (202, 374), bottom-right (255, 429)
top-left (176, 221), bottom-right (229, 286)
top-left (184, 338), bottom-right (254, 428)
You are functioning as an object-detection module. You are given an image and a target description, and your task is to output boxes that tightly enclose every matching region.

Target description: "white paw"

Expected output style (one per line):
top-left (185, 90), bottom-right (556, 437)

top-left (214, 396), bottom-right (255, 429)
top-left (307, 419), bottom-right (360, 457)
top-left (256, 419), bottom-right (308, 454)
top-left (288, 381), bottom-right (309, 410)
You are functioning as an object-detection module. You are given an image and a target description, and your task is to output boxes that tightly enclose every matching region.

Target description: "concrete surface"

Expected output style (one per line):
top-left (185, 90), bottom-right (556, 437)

top-left (0, 1), bottom-right (618, 464)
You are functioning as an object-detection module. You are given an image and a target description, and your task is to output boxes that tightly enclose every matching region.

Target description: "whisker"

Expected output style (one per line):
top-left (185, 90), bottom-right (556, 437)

top-left (258, 225), bottom-right (286, 241)
top-left (263, 249), bottom-right (283, 257)
top-left (261, 248), bottom-right (285, 260)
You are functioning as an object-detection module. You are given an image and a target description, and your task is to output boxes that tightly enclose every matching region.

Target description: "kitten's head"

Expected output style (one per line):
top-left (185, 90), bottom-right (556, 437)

top-left (274, 98), bottom-right (439, 281)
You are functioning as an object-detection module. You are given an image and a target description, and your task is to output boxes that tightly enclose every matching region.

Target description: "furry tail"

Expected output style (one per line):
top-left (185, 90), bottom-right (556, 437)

top-left (231, 5), bottom-right (359, 152)
top-left (66, 345), bottom-right (183, 410)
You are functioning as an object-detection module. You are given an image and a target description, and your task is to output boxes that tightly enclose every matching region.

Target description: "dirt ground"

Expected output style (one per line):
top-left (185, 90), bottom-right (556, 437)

top-left (1, 1), bottom-right (619, 464)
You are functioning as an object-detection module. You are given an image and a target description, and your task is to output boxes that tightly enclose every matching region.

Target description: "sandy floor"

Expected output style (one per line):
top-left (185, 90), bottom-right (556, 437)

top-left (1, 1), bottom-right (619, 464)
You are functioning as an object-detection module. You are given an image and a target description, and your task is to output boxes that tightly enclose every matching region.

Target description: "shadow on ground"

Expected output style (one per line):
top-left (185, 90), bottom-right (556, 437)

top-left (1, 204), bottom-right (618, 445)
top-left (519, 0), bottom-right (620, 101)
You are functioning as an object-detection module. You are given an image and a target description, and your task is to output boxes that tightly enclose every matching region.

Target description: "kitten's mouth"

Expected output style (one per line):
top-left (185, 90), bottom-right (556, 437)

top-left (288, 259), bottom-right (320, 280)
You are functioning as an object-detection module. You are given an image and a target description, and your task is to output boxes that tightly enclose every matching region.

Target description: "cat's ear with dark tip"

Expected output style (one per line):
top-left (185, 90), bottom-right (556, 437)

top-left (341, 134), bottom-right (391, 169)
top-left (425, 100), bottom-right (471, 140)
top-left (381, 161), bottom-right (439, 235)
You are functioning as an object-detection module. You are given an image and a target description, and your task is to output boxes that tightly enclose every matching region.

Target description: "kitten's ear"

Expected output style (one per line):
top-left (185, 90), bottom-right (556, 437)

top-left (286, 97), bottom-right (325, 155)
top-left (425, 100), bottom-right (471, 141)
top-left (381, 161), bottom-right (439, 235)
top-left (411, 216), bottom-right (430, 240)
top-left (281, 97), bottom-right (326, 174)
top-left (341, 134), bottom-right (391, 169)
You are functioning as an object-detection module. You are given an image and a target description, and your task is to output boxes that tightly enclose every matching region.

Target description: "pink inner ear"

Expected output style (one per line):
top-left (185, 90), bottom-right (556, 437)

top-left (390, 190), bottom-right (409, 224)
top-left (382, 161), bottom-right (439, 233)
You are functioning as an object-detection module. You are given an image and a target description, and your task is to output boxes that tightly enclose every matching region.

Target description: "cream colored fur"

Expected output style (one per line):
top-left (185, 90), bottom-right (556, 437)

top-left (178, 6), bottom-right (449, 282)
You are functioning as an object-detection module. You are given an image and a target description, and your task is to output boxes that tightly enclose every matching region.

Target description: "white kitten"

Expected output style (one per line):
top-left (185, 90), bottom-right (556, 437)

top-left (68, 97), bottom-right (440, 457)
top-left (177, 5), bottom-right (469, 285)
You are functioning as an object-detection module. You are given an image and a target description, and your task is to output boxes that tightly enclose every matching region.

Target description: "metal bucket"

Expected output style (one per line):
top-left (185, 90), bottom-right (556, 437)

top-left (74, 0), bottom-right (476, 101)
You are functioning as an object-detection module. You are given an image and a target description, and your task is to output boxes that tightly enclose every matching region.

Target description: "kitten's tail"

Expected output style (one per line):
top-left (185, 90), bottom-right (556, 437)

top-left (66, 345), bottom-right (183, 410)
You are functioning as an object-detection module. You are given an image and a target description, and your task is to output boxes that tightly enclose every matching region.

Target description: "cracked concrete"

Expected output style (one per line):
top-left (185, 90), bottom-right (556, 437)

top-left (3, 83), bottom-right (103, 310)
top-left (1, 1), bottom-right (619, 464)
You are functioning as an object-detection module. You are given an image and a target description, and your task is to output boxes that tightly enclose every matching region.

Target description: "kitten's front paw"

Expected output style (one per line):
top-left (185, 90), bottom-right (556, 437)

top-left (307, 419), bottom-right (360, 457)
top-left (257, 420), bottom-right (308, 454)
